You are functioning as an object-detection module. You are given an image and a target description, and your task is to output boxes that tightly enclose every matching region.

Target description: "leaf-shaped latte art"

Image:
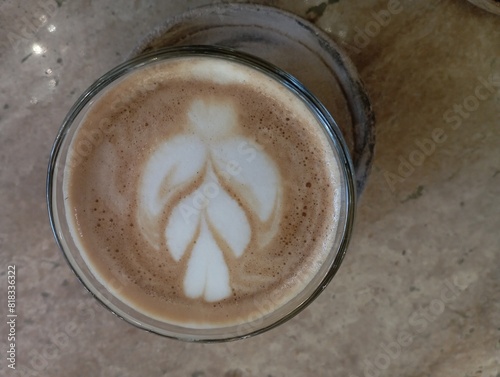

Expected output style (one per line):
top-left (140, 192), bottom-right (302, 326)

top-left (137, 99), bottom-right (282, 302)
top-left (164, 166), bottom-right (251, 262)
top-left (138, 136), bottom-right (207, 248)
top-left (211, 137), bottom-right (281, 223)
top-left (164, 191), bottom-right (202, 262)
top-left (205, 175), bottom-right (251, 259)
top-left (184, 218), bottom-right (232, 302)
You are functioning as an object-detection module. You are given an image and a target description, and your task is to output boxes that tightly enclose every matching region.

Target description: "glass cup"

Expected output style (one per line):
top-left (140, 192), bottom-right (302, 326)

top-left (47, 46), bottom-right (356, 342)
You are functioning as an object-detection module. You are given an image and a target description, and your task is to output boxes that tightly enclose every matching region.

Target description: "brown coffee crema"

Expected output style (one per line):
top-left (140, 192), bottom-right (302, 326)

top-left (64, 57), bottom-right (341, 328)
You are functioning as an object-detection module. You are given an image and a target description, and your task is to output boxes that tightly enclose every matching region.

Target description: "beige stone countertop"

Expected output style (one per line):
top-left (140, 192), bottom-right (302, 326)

top-left (0, 0), bottom-right (499, 376)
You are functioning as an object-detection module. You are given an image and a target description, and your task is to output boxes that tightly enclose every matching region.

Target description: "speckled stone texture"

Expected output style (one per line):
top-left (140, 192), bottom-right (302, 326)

top-left (0, 1), bottom-right (499, 377)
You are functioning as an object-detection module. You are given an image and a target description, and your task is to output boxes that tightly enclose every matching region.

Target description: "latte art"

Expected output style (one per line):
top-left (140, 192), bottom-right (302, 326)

top-left (63, 56), bottom-right (343, 328)
top-left (138, 99), bottom-right (282, 302)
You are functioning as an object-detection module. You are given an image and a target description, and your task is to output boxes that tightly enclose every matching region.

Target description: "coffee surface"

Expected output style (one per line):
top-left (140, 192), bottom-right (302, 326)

top-left (64, 56), bottom-right (342, 328)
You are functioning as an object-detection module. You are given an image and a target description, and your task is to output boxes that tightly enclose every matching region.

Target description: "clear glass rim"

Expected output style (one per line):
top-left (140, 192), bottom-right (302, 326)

top-left (467, 0), bottom-right (500, 15)
top-left (46, 45), bottom-right (356, 342)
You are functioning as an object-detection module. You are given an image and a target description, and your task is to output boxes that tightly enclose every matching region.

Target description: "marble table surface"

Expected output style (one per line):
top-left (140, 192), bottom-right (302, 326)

top-left (0, 0), bottom-right (499, 376)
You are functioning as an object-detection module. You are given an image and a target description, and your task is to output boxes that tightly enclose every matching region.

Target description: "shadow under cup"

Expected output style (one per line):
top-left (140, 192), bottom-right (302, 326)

top-left (47, 46), bottom-right (356, 342)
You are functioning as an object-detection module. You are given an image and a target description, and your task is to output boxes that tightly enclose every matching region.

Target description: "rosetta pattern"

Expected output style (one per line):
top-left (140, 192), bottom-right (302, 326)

top-left (137, 99), bottom-right (282, 302)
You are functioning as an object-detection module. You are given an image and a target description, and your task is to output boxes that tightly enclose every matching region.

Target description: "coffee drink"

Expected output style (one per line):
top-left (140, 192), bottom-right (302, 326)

top-left (63, 55), bottom-right (343, 328)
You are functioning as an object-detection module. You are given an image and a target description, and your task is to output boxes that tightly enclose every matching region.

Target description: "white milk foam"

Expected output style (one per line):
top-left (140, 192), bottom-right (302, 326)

top-left (138, 98), bottom-right (282, 302)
